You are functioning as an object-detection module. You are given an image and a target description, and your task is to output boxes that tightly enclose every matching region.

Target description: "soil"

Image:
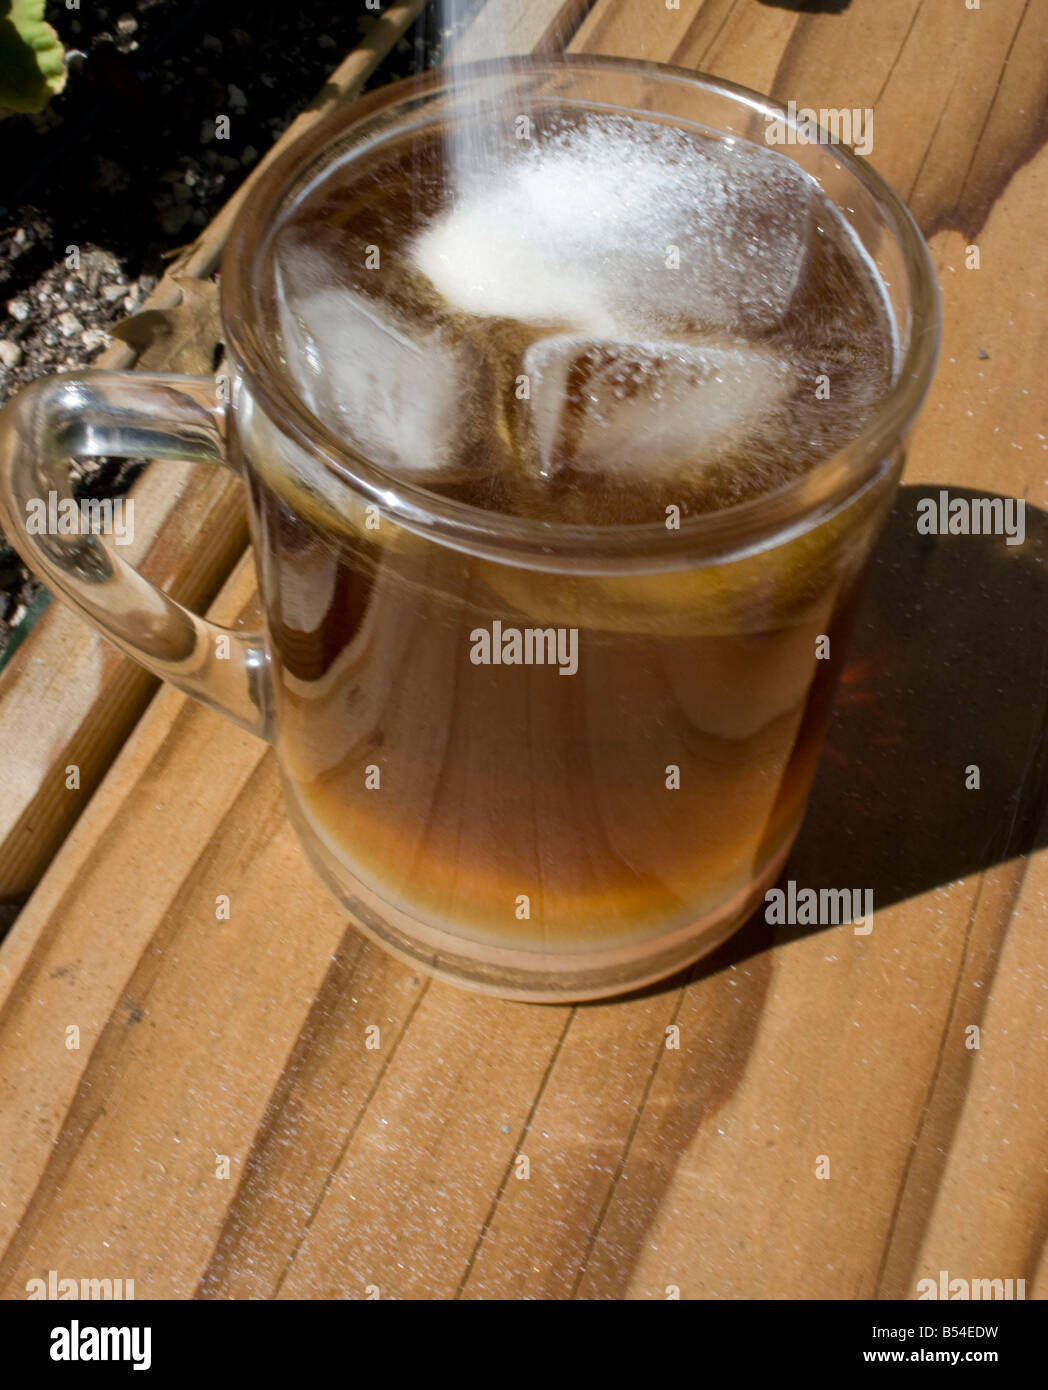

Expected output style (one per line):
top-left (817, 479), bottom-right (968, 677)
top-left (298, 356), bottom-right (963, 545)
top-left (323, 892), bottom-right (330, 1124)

top-left (0, 0), bottom-right (477, 661)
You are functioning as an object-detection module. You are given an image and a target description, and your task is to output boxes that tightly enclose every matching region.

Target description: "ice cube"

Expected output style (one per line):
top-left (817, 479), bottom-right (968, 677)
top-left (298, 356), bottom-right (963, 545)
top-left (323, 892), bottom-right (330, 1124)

top-left (521, 337), bottom-right (794, 480)
top-left (411, 117), bottom-right (813, 339)
top-left (408, 196), bottom-right (618, 336)
top-left (275, 262), bottom-right (484, 481)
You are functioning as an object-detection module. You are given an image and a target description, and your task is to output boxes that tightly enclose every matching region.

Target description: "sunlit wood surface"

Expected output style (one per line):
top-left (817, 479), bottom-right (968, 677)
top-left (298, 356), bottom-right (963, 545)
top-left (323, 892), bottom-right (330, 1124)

top-left (1, 0), bottom-right (1045, 1299)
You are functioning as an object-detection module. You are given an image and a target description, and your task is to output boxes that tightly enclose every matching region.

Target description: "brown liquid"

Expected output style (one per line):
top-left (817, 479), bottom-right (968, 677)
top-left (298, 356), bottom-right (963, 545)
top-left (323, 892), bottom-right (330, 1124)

top-left (239, 110), bottom-right (896, 953)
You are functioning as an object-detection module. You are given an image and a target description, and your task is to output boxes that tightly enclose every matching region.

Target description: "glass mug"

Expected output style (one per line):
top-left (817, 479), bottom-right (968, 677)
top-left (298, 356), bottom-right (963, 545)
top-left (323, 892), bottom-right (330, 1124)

top-left (0, 59), bottom-right (939, 1001)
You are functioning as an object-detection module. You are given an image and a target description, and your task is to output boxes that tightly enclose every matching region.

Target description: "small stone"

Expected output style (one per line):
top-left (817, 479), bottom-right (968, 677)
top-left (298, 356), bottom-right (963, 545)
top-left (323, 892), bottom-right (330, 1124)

top-left (82, 327), bottom-right (109, 351)
top-left (218, 155), bottom-right (240, 173)
top-left (0, 340), bottom-right (23, 369)
top-left (57, 312), bottom-right (82, 338)
top-left (101, 282), bottom-right (126, 303)
top-left (227, 84), bottom-right (247, 113)
top-left (159, 204), bottom-right (193, 237)
top-left (116, 14), bottom-right (138, 36)
top-left (122, 293), bottom-right (140, 314)
top-left (230, 28), bottom-right (252, 49)
top-left (6, 299), bottom-right (30, 322)
top-left (172, 181), bottom-right (193, 203)
top-left (202, 34), bottom-right (223, 53)
top-left (64, 278), bottom-right (79, 297)
top-left (240, 146), bottom-right (258, 167)
top-left (13, 227), bottom-right (27, 247)
top-left (78, 248), bottom-right (123, 294)
top-left (318, 34), bottom-right (336, 49)
top-left (93, 157), bottom-right (130, 193)
top-left (977, 347), bottom-right (990, 360)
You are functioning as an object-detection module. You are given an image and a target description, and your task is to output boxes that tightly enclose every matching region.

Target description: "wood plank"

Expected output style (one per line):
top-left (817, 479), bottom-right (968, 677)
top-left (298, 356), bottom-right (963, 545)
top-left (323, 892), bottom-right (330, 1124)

top-left (0, 0), bottom-right (432, 904)
top-left (1, 0), bottom-right (1045, 1302)
top-left (454, 0), bottom-right (593, 59)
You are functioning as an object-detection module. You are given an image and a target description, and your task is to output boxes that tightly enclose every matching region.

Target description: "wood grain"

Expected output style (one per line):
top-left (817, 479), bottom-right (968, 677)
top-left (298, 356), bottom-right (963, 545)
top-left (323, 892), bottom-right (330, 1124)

top-left (0, 0), bottom-right (1045, 1301)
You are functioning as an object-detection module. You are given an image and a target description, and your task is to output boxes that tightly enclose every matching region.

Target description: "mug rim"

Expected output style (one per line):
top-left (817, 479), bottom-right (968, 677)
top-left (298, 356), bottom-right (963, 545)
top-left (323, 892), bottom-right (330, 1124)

top-left (221, 54), bottom-right (940, 566)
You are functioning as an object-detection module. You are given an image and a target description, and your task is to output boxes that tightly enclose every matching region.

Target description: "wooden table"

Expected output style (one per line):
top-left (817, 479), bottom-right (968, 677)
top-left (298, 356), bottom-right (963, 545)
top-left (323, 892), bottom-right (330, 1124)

top-left (1, 0), bottom-right (1045, 1300)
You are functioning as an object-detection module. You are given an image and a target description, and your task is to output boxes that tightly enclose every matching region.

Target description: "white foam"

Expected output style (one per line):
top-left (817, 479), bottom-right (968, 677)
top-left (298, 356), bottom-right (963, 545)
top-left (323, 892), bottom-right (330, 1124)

top-left (412, 117), bottom-right (813, 337)
top-left (407, 198), bottom-right (617, 335)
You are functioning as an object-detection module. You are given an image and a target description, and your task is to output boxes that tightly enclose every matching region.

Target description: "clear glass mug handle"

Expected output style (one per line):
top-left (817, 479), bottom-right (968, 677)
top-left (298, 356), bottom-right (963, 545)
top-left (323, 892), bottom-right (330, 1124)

top-left (0, 370), bottom-right (271, 738)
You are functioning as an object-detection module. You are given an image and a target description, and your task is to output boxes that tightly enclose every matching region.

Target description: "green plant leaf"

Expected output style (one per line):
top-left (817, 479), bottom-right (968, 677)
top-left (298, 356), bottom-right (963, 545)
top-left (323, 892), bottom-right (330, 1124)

top-left (0, 0), bottom-right (67, 115)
